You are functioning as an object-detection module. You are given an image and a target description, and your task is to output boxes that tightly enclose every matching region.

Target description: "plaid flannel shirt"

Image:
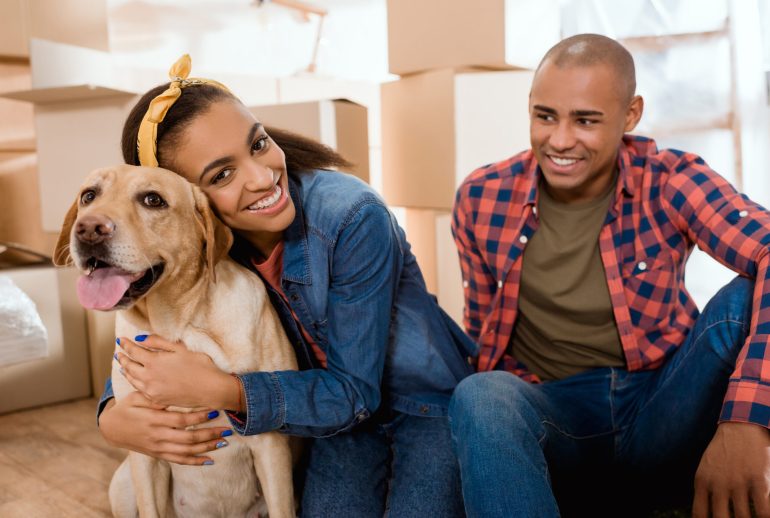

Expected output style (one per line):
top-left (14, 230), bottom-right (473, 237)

top-left (452, 134), bottom-right (770, 427)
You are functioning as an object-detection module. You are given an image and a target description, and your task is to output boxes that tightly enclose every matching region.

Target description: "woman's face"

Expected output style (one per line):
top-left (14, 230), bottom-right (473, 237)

top-left (170, 99), bottom-right (295, 256)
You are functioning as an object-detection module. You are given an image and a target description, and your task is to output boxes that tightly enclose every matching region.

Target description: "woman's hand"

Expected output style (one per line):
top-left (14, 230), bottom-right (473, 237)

top-left (116, 334), bottom-right (241, 410)
top-left (98, 391), bottom-right (232, 466)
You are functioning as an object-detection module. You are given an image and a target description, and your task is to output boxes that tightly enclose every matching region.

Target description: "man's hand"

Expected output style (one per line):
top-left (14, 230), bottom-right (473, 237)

top-left (693, 421), bottom-right (770, 518)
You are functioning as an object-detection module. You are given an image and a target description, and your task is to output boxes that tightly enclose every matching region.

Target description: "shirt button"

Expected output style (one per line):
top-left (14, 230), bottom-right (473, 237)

top-left (638, 261), bottom-right (647, 271)
top-left (497, 280), bottom-right (503, 289)
top-left (532, 206), bottom-right (538, 216)
top-left (462, 280), bottom-right (469, 288)
top-left (519, 235), bottom-right (528, 244)
top-left (739, 210), bottom-right (748, 217)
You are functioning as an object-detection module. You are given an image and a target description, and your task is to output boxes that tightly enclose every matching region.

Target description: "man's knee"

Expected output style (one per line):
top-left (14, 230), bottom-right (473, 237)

top-left (705, 275), bottom-right (754, 323)
top-left (450, 371), bottom-right (538, 432)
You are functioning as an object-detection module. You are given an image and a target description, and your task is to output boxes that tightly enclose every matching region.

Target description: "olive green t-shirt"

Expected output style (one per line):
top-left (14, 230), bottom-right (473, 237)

top-left (509, 182), bottom-right (625, 381)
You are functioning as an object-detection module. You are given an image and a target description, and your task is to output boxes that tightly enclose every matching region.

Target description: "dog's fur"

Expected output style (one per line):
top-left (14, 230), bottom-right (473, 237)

top-left (54, 165), bottom-right (298, 518)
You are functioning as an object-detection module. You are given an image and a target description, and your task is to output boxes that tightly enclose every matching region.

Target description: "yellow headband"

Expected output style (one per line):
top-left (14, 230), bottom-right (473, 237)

top-left (137, 54), bottom-right (231, 167)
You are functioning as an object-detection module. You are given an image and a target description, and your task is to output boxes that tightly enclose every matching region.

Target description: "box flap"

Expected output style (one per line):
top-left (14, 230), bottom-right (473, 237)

top-left (1, 84), bottom-right (137, 105)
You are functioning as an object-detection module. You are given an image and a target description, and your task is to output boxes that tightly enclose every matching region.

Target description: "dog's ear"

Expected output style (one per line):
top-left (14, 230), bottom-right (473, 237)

top-left (53, 200), bottom-right (78, 266)
top-left (193, 186), bottom-right (233, 283)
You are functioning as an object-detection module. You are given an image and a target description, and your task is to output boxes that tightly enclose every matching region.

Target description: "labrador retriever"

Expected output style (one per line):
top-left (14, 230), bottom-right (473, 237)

top-left (54, 164), bottom-right (297, 518)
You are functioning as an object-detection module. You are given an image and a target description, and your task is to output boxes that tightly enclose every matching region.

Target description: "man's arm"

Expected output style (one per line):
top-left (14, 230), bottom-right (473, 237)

top-left (661, 152), bottom-right (770, 516)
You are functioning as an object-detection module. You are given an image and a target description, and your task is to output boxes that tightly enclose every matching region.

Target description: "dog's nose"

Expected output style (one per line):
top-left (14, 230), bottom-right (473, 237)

top-left (76, 215), bottom-right (116, 244)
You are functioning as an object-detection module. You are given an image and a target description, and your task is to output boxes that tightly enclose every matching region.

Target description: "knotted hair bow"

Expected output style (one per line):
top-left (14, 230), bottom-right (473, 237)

top-left (137, 54), bottom-right (231, 167)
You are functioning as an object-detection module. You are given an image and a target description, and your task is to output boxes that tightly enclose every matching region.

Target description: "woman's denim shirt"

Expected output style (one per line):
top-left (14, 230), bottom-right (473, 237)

top-left (100, 170), bottom-right (476, 438)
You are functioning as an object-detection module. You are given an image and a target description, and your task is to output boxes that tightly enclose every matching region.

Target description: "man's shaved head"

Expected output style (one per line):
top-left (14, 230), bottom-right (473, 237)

top-left (536, 34), bottom-right (636, 105)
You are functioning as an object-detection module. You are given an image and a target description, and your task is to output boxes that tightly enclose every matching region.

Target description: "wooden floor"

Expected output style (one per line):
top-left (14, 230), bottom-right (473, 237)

top-left (0, 397), bottom-right (124, 517)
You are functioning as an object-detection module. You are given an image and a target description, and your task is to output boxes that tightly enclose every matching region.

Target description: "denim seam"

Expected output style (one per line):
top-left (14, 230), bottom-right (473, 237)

top-left (635, 318), bottom-right (746, 417)
top-left (541, 419), bottom-right (618, 440)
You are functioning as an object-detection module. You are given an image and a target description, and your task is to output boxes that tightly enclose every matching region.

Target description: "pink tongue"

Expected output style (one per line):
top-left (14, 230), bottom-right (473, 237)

top-left (76, 267), bottom-right (138, 310)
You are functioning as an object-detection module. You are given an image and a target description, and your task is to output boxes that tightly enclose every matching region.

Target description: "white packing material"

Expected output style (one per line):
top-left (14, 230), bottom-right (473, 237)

top-left (0, 274), bottom-right (48, 367)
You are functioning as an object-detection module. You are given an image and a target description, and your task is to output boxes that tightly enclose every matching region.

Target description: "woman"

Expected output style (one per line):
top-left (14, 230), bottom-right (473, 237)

top-left (98, 55), bottom-right (475, 517)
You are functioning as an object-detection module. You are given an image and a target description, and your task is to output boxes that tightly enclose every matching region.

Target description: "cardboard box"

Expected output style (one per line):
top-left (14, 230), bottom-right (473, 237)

top-left (277, 75), bottom-right (381, 147)
top-left (250, 99), bottom-right (370, 183)
top-left (0, 0), bottom-right (109, 58)
top-left (86, 309), bottom-right (115, 398)
top-left (392, 208), bottom-right (464, 325)
top-left (0, 266), bottom-right (90, 414)
top-left (386, 0), bottom-right (560, 75)
top-left (0, 152), bottom-right (47, 266)
top-left (381, 68), bottom-right (533, 210)
top-left (0, 60), bottom-right (35, 151)
top-left (2, 84), bottom-right (139, 232)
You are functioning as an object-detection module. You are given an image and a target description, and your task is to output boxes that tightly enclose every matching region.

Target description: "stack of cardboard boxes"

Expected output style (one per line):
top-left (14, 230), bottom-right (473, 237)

top-left (381, 0), bottom-right (538, 324)
top-left (0, 0), bottom-right (114, 413)
top-left (0, 0), bottom-right (378, 413)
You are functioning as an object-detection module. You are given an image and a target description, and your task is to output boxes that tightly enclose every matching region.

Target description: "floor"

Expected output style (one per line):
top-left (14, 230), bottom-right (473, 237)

top-left (0, 397), bottom-right (124, 517)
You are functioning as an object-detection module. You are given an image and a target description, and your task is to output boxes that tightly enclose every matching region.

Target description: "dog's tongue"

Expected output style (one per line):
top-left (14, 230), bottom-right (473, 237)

top-left (76, 267), bottom-right (137, 310)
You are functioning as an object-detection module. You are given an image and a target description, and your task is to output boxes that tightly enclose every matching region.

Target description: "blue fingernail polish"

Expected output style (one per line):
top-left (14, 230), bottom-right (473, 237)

top-left (116, 338), bottom-right (121, 346)
top-left (203, 460), bottom-right (214, 465)
top-left (207, 410), bottom-right (219, 419)
top-left (113, 353), bottom-right (119, 361)
top-left (134, 334), bottom-right (148, 342)
top-left (216, 441), bottom-right (228, 449)
top-left (220, 430), bottom-right (233, 437)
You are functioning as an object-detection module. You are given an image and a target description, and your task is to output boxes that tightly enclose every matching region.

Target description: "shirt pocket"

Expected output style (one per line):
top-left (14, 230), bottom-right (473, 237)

top-left (621, 251), bottom-right (678, 328)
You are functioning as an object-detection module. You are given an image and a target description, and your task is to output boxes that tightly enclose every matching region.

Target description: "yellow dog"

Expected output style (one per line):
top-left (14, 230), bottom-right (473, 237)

top-left (55, 164), bottom-right (297, 518)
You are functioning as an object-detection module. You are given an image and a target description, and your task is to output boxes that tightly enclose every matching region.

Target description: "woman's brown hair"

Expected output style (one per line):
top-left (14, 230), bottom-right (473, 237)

top-left (121, 83), bottom-right (351, 174)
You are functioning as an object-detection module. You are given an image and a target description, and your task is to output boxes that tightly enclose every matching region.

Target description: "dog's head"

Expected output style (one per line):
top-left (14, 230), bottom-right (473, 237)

top-left (54, 164), bottom-right (232, 311)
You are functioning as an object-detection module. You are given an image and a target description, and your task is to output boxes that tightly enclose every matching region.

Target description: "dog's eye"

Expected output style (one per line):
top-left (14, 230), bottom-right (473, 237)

top-left (80, 190), bottom-right (97, 205)
top-left (142, 193), bottom-right (167, 208)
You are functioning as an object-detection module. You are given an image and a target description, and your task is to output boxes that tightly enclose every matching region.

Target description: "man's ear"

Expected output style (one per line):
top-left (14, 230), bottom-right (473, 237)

top-left (53, 200), bottom-right (78, 266)
top-left (624, 95), bottom-right (644, 133)
top-left (192, 186), bottom-right (233, 283)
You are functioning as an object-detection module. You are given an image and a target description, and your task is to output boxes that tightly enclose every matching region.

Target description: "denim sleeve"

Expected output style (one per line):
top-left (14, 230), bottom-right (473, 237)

top-left (96, 376), bottom-right (114, 426)
top-left (226, 202), bottom-right (400, 438)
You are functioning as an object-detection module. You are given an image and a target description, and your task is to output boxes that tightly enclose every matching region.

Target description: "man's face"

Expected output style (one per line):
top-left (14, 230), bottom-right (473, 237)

top-left (529, 61), bottom-right (643, 204)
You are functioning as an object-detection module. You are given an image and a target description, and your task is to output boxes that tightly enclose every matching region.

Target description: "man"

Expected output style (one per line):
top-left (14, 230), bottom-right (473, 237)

top-left (450, 33), bottom-right (770, 518)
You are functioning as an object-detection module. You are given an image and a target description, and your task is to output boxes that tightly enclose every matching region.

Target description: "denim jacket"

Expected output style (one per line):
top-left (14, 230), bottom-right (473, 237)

top-left (100, 170), bottom-right (476, 438)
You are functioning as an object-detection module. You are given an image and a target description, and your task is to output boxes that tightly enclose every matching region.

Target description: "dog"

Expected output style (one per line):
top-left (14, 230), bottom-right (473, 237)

top-left (54, 164), bottom-right (298, 518)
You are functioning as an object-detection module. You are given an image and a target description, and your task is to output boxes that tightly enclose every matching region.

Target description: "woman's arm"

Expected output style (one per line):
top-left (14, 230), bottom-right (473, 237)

top-left (117, 201), bottom-right (400, 438)
top-left (97, 375), bottom-right (233, 465)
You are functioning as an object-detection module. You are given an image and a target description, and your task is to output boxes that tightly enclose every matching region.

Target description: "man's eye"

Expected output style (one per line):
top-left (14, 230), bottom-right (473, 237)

top-left (536, 113), bottom-right (554, 122)
top-left (578, 119), bottom-right (598, 126)
top-left (142, 192), bottom-right (167, 208)
top-left (80, 190), bottom-right (97, 205)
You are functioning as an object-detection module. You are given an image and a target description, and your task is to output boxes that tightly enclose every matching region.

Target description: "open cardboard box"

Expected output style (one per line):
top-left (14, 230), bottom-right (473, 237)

top-left (0, 266), bottom-right (90, 414)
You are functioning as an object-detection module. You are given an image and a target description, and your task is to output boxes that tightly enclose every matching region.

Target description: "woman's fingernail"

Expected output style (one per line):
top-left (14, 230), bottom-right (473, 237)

top-left (220, 429), bottom-right (233, 437)
top-left (203, 460), bottom-right (214, 465)
top-left (113, 353), bottom-right (119, 361)
top-left (216, 440), bottom-right (228, 449)
top-left (134, 334), bottom-right (148, 342)
top-left (207, 410), bottom-right (219, 420)
top-left (115, 337), bottom-right (121, 346)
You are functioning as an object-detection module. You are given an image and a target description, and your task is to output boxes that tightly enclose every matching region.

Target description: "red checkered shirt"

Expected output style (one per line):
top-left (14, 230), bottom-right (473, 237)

top-left (452, 135), bottom-right (770, 427)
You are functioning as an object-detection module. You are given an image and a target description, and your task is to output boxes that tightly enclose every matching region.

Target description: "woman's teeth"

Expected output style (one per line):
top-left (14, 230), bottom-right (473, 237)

top-left (551, 156), bottom-right (578, 166)
top-left (248, 185), bottom-right (282, 210)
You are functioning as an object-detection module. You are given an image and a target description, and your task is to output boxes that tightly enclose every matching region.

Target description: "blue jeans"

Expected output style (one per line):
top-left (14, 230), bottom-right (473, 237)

top-left (449, 276), bottom-right (753, 517)
top-left (299, 410), bottom-right (465, 518)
